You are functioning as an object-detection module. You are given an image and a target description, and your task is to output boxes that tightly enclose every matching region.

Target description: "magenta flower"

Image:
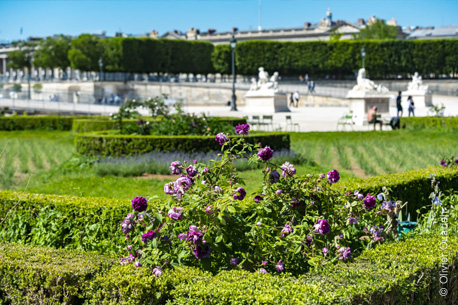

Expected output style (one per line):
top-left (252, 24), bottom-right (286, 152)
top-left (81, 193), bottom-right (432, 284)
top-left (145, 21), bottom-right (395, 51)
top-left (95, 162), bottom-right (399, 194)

top-left (214, 186), bottom-right (222, 193)
top-left (364, 194), bottom-right (377, 211)
top-left (338, 247), bottom-right (352, 260)
top-left (280, 162), bottom-right (296, 177)
top-left (257, 146), bottom-right (274, 161)
top-left (306, 235), bottom-right (313, 247)
top-left (233, 187), bottom-right (246, 200)
top-left (327, 169), bottom-right (340, 183)
top-left (276, 189), bottom-right (282, 195)
top-left (131, 196), bottom-right (148, 212)
top-left (235, 124), bottom-right (250, 135)
top-left (186, 225), bottom-right (204, 244)
top-left (323, 247), bottom-right (329, 254)
top-left (262, 260), bottom-right (268, 265)
top-left (440, 159), bottom-right (447, 167)
top-left (121, 213), bottom-right (135, 234)
top-left (204, 166), bottom-right (209, 173)
top-left (206, 205), bottom-right (213, 214)
top-left (348, 217), bottom-right (358, 224)
top-left (134, 261), bottom-right (141, 267)
top-left (314, 219), bottom-right (331, 235)
top-left (164, 182), bottom-right (175, 195)
top-left (168, 207), bottom-right (183, 220)
top-left (270, 170), bottom-right (280, 183)
top-left (230, 258), bottom-right (240, 266)
top-left (186, 165), bottom-right (198, 177)
top-left (357, 193), bottom-right (364, 201)
top-left (175, 176), bottom-right (193, 192)
top-left (169, 161), bottom-right (183, 175)
top-left (455, 158), bottom-right (458, 165)
top-left (215, 133), bottom-right (229, 145)
top-left (254, 195), bottom-right (264, 203)
top-left (152, 266), bottom-right (162, 277)
top-left (275, 260), bottom-right (284, 272)
top-left (141, 230), bottom-right (156, 244)
top-left (259, 268), bottom-right (268, 274)
top-left (193, 245), bottom-right (211, 259)
top-left (281, 224), bottom-right (293, 237)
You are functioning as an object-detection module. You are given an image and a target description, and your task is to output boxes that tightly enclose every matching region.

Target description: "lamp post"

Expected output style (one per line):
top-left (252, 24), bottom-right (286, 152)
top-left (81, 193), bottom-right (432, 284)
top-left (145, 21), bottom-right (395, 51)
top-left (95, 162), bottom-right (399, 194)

top-left (230, 32), bottom-right (237, 111)
top-left (361, 45), bottom-right (366, 69)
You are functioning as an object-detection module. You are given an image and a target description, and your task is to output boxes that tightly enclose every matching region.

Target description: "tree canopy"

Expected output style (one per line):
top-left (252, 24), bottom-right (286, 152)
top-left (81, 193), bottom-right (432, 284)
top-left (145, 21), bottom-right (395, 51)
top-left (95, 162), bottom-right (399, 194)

top-left (354, 20), bottom-right (398, 40)
top-left (33, 35), bottom-right (71, 70)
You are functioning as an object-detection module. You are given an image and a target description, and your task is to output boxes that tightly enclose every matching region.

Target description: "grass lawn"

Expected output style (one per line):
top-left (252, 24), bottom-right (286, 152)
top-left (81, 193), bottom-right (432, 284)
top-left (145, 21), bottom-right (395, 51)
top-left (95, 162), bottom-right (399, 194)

top-left (0, 129), bottom-right (456, 200)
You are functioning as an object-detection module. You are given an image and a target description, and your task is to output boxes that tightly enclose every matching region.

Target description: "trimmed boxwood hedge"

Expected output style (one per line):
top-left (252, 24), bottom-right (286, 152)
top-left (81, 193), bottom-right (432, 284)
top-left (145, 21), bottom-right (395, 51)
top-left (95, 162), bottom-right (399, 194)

top-left (0, 232), bottom-right (456, 304)
top-left (403, 117), bottom-right (458, 130)
top-left (72, 117), bottom-right (247, 133)
top-left (75, 132), bottom-right (289, 156)
top-left (0, 116), bottom-right (74, 131)
top-left (336, 165), bottom-right (458, 220)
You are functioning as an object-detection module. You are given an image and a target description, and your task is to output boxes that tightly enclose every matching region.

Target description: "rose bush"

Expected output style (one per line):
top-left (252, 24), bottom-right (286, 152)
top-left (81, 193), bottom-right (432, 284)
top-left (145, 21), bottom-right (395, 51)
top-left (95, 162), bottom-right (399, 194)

top-left (117, 125), bottom-right (405, 275)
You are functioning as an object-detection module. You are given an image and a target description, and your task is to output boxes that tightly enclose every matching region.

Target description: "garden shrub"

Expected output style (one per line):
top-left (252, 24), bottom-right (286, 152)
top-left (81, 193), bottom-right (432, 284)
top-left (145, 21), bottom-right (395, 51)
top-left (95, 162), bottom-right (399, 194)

top-left (0, 116), bottom-right (74, 131)
top-left (75, 132), bottom-right (290, 156)
top-left (0, 243), bottom-right (113, 305)
top-left (337, 165), bottom-right (458, 220)
top-left (0, 232), bottom-right (456, 304)
top-left (403, 116), bottom-right (458, 130)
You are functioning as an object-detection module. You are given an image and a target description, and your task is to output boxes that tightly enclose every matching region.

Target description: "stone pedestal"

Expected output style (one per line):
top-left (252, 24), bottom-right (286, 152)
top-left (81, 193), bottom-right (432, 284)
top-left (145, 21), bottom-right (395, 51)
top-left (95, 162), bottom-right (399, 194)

top-left (244, 91), bottom-right (290, 113)
top-left (402, 91), bottom-right (432, 107)
top-left (347, 94), bottom-right (391, 125)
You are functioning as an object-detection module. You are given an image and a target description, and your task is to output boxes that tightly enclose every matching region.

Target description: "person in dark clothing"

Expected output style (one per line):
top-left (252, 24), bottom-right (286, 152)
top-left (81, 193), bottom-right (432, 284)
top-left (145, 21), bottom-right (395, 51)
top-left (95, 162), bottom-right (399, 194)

top-left (396, 91), bottom-right (403, 117)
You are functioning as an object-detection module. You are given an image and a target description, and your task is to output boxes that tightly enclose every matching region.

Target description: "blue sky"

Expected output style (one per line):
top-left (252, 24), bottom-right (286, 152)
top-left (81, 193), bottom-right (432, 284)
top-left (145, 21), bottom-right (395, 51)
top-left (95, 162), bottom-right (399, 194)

top-left (0, 0), bottom-right (457, 42)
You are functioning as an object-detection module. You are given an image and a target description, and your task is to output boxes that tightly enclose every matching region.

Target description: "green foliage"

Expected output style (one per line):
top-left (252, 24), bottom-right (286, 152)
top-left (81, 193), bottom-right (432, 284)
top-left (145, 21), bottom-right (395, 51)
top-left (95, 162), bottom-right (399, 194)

top-left (33, 35), bottom-right (71, 70)
top-left (0, 243), bottom-right (114, 305)
top-left (0, 116), bottom-right (73, 131)
top-left (11, 83), bottom-right (22, 93)
top-left (75, 132), bottom-right (290, 156)
top-left (336, 166), bottom-right (458, 220)
top-left (403, 116), bottom-right (458, 130)
top-left (354, 20), bottom-right (398, 40)
top-left (234, 39), bottom-right (458, 78)
top-left (100, 37), bottom-right (124, 72)
top-left (68, 34), bottom-right (103, 71)
top-left (7, 50), bottom-right (29, 70)
top-left (0, 231), bottom-right (456, 304)
top-left (32, 83), bottom-right (42, 93)
top-left (211, 44), bottom-right (232, 74)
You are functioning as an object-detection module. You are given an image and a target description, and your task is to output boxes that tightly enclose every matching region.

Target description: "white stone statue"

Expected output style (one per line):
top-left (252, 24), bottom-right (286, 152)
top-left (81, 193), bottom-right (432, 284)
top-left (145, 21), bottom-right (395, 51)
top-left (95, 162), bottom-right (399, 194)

top-left (248, 67), bottom-right (280, 92)
top-left (407, 72), bottom-right (428, 92)
top-left (349, 68), bottom-right (388, 94)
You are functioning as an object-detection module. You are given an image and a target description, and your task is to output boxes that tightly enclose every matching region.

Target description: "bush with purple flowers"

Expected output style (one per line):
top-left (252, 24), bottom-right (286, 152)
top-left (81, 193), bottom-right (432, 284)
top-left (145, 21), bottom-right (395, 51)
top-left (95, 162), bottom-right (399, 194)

top-left (117, 125), bottom-right (404, 276)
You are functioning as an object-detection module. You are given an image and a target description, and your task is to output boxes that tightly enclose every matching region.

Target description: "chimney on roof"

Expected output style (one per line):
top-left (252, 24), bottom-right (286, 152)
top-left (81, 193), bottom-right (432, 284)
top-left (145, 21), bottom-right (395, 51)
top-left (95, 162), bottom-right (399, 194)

top-left (304, 22), bottom-right (311, 28)
top-left (357, 18), bottom-right (365, 25)
top-left (149, 30), bottom-right (158, 38)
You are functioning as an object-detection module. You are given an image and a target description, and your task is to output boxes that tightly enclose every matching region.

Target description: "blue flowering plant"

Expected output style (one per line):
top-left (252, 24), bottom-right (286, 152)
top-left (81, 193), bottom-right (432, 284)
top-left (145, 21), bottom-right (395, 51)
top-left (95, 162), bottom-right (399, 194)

top-left (118, 123), bottom-right (405, 275)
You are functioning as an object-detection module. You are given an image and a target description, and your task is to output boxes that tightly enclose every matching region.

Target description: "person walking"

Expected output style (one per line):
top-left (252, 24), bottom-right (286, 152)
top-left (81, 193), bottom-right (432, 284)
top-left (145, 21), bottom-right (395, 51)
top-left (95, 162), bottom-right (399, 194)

top-left (289, 93), bottom-right (295, 107)
top-left (396, 91), bottom-right (403, 117)
top-left (407, 96), bottom-right (415, 117)
top-left (294, 91), bottom-right (300, 107)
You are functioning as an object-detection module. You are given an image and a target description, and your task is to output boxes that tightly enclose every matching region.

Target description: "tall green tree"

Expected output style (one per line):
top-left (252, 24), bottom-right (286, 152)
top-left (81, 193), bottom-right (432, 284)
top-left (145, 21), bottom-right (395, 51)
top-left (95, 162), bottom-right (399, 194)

top-left (354, 20), bottom-right (398, 40)
top-left (33, 35), bottom-right (71, 70)
top-left (7, 41), bottom-right (36, 70)
top-left (68, 34), bottom-right (103, 71)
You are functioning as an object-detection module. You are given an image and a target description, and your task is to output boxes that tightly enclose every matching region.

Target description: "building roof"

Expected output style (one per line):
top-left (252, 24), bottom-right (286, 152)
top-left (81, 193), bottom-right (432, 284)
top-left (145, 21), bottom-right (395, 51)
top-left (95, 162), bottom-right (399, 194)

top-left (408, 25), bottom-right (458, 39)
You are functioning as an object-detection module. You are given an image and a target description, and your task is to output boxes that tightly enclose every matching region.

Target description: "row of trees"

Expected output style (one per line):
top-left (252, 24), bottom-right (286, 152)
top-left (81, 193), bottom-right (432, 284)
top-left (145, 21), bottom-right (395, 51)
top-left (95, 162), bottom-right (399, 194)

top-left (7, 34), bottom-right (458, 79)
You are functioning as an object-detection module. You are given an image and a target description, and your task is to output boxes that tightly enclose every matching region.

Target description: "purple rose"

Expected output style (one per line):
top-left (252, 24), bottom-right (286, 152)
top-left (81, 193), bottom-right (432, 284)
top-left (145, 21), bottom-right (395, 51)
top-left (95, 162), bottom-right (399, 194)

top-left (214, 186), bottom-right (222, 193)
top-left (306, 235), bottom-right (313, 247)
top-left (193, 245), bottom-right (211, 259)
top-left (275, 260), bottom-right (284, 272)
top-left (186, 165), bottom-right (198, 178)
top-left (280, 162), bottom-right (296, 178)
top-left (257, 146), bottom-right (274, 161)
top-left (164, 182), bottom-right (175, 195)
top-left (168, 207), bottom-right (183, 220)
top-left (233, 187), bottom-right (246, 201)
top-left (440, 159), bottom-right (447, 167)
top-left (455, 158), bottom-right (458, 165)
top-left (348, 217), bottom-right (358, 224)
top-left (276, 189), bottom-right (282, 195)
top-left (131, 196), bottom-right (148, 212)
top-left (235, 124), bottom-right (250, 135)
top-left (323, 247), bottom-right (329, 254)
top-left (364, 194), bottom-right (377, 211)
top-left (152, 266), bottom-right (162, 277)
top-left (314, 219), bottom-right (331, 235)
top-left (169, 161), bottom-right (183, 175)
top-left (186, 225), bottom-right (204, 244)
top-left (118, 257), bottom-right (129, 265)
top-left (178, 233), bottom-right (186, 240)
top-left (357, 193), bottom-right (364, 201)
top-left (338, 247), bottom-right (352, 260)
top-left (270, 170), bottom-right (280, 184)
top-left (259, 268), bottom-right (268, 274)
top-left (141, 230), bottom-right (156, 244)
top-left (381, 200), bottom-right (396, 213)
top-left (206, 206), bottom-right (213, 214)
top-left (230, 258), bottom-right (240, 266)
top-left (327, 169), bottom-right (340, 184)
top-left (281, 224), bottom-right (293, 237)
top-left (215, 133), bottom-right (229, 145)
top-left (262, 260), bottom-right (268, 265)
top-left (121, 213), bottom-right (135, 234)
top-left (134, 261), bottom-right (141, 267)
top-left (204, 167), bottom-right (209, 173)
top-left (254, 195), bottom-right (264, 203)
top-left (320, 173), bottom-right (325, 178)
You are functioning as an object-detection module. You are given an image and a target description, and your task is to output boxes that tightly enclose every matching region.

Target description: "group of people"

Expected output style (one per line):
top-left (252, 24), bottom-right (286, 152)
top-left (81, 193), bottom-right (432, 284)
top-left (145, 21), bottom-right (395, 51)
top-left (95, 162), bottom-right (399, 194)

top-left (396, 91), bottom-right (415, 117)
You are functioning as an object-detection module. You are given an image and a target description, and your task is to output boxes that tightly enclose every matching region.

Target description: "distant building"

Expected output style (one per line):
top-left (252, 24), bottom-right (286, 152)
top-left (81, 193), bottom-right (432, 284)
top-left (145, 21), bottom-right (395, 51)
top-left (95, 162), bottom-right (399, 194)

top-left (407, 25), bottom-right (458, 40)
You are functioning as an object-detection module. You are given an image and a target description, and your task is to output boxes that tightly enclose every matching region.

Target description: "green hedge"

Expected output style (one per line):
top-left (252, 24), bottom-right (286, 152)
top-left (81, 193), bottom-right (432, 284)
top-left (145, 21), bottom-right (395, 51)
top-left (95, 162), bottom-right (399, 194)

top-left (72, 117), bottom-right (247, 133)
top-left (75, 132), bottom-right (288, 156)
top-left (0, 116), bottom-right (74, 131)
top-left (336, 166), bottom-right (458, 220)
top-left (0, 192), bottom-right (130, 254)
top-left (233, 39), bottom-right (458, 78)
top-left (0, 232), bottom-right (456, 304)
top-left (403, 117), bottom-right (458, 130)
